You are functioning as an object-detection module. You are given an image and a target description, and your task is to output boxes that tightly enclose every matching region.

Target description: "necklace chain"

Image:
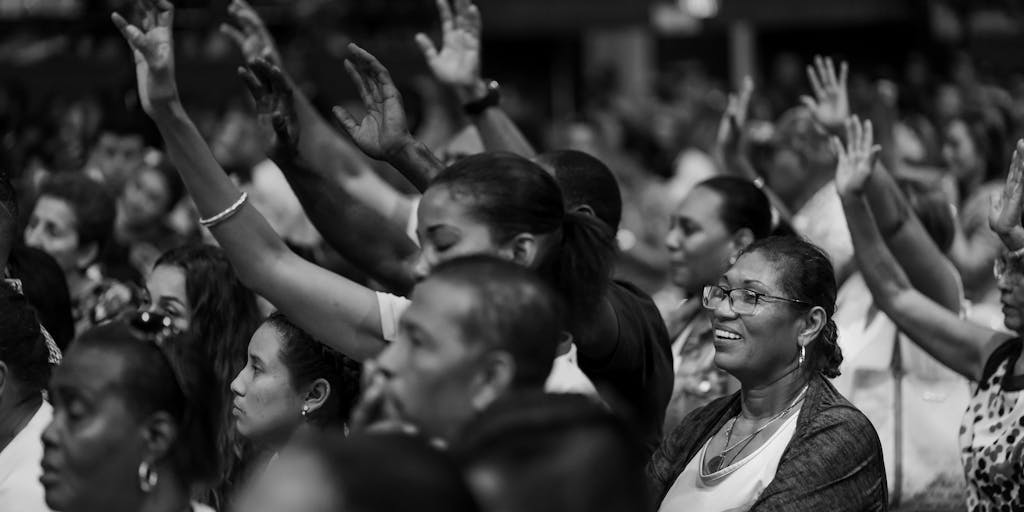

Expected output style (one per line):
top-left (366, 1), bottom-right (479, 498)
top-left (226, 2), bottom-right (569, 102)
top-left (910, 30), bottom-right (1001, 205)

top-left (707, 385), bottom-right (809, 472)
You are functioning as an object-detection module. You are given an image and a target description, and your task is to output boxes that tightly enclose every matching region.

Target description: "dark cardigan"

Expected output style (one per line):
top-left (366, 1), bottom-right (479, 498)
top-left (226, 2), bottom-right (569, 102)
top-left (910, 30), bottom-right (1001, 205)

top-left (647, 374), bottom-right (888, 511)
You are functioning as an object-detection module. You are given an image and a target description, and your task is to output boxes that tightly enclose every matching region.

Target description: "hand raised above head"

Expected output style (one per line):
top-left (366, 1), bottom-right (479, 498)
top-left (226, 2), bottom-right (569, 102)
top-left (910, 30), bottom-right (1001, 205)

top-left (833, 115), bottom-right (881, 197)
top-left (239, 58), bottom-right (298, 155)
top-left (718, 76), bottom-right (754, 154)
top-left (331, 44), bottom-right (414, 161)
top-left (990, 139), bottom-right (1024, 252)
top-left (415, 0), bottom-right (482, 90)
top-left (800, 55), bottom-right (849, 133)
top-left (111, 0), bottom-right (179, 112)
top-left (221, 0), bottom-right (281, 66)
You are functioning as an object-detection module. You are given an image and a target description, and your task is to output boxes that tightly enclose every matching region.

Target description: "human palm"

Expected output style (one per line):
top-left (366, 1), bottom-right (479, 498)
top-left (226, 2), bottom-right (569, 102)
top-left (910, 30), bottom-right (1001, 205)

top-left (989, 140), bottom-right (1024, 250)
top-left (416, 0), bottom-right (482, 88)
top-left (801, 55), bottom-right (849, 131)
top-left (833, 116), bottom-right (879, 196)
top-left (333, 45), bottom-right (413, 161)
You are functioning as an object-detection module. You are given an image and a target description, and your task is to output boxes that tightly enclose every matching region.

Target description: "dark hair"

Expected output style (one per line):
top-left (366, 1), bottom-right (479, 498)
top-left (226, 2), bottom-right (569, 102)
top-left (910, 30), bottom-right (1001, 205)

top-left (290, 430), bottom-right (479, 512)
top-left (430, 255), bottom-right (564, 388)
top-left (534, 150), bottom-right (623, 230)
top-left (76, 321), bottom-right (220, 488)
top-left (37, 172), bottom-right (116, 255)
top-left (898, 179), bottom-right (956, 253)
top-left (264, 313), bottom-right (362, 426)
top-left (696, 176), bottom-right (773, 239)
top-left (453, 391), bottom-right (648, 512)
top-left (0, 281), bottom-right (52, 393)
top-left (430, 152), bottom-right (615, 334)
top-left (1, 170), bottom-right (16, 270)
top-left (6, 245), bottom-right (74, 350)
top-left (152, 245), bottom-right (263, 496)
top-left (951, 111), bottom-right (1008, 185)
top-left (742, 236), bottom-right (842, 378)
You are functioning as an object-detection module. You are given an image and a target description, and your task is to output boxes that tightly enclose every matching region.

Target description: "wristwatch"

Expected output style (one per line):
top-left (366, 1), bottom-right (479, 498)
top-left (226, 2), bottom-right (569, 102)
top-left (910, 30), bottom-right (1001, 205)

top-left (463, 79), bottom-right (501, 116)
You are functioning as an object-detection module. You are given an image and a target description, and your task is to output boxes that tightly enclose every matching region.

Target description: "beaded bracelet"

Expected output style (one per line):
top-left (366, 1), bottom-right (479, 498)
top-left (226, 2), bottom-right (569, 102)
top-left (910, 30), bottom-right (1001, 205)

top-left (199, 192), bottom-right (248, 229)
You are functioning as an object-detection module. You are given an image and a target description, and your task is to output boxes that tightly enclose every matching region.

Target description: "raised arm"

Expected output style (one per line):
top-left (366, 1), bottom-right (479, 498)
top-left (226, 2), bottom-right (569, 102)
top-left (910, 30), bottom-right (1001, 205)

top-left (222, 0), bottom-right (416, 229)
top-left (114, 0), bottom-right (386, 360)
top-left (416, 0), bottom-right (536, 158)
top-left (834, 116), bottom-right (1007, 381)
top-left (240, 58), bottom-right (418, 294)
top-left (713, 76), bottom-right (793, 224)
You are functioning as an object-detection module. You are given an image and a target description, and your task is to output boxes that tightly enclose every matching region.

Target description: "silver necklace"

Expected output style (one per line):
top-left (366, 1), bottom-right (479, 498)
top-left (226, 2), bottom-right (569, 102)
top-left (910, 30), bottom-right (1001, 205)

top-left (704, 385), bottom-right (808, 473)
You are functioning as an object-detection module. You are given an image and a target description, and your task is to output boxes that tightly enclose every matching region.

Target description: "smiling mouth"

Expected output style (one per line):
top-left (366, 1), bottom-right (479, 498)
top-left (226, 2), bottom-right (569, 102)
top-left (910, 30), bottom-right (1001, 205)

top-left (714, 328), bottom-right (743, 341)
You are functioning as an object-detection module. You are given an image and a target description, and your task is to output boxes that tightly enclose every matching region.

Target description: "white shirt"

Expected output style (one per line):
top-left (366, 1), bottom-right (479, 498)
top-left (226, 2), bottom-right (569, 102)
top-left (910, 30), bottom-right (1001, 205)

top-left (377, 292), bottom-right (598, 397)
top-left (0, 401), bottom-right (54, 512)
top-left (657, 411), bottom-right (799, 512)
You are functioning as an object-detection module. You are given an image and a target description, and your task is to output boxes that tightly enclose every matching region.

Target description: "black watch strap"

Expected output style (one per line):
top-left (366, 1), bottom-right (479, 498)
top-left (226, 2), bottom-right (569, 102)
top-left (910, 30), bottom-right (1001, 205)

top-left (463, 80), bottom-right (501, 116)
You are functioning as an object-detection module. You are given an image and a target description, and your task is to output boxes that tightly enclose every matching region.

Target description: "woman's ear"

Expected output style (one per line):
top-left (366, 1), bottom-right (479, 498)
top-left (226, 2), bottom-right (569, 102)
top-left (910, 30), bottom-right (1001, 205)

top-left (140, 411), bottom-right (178, 463)
top-left (503, 233), bottom-right (539, 266)
top-left (303, 378), bottom-right (331, 416)
top-left (797, 306), bottom-right (827, 348)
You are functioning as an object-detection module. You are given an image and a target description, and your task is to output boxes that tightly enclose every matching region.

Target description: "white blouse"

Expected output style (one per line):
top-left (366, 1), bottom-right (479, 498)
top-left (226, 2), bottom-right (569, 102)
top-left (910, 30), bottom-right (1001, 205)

top-left (657, 410), bottom-right (800, 512)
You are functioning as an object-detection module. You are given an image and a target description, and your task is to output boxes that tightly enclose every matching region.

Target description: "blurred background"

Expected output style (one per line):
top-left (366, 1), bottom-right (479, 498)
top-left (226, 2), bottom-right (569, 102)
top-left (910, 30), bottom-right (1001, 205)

top-left (4, 0), bottom-right (1024, 293)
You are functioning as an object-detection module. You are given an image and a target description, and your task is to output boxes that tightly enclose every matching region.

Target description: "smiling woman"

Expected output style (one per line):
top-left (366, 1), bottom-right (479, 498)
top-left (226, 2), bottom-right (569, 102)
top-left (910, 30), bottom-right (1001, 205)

top-left (649, 236), bottom-right (886, 512)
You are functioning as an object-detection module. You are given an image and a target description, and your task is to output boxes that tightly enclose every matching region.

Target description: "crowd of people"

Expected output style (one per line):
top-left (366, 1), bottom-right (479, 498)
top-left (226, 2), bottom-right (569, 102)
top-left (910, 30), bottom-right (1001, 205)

top-left (0, 0), bottom-right (1023, 511)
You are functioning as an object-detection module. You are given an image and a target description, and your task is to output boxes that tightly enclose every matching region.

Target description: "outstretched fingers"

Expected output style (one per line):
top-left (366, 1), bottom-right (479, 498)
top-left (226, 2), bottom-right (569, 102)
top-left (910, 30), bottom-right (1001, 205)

top-left (344, 59), bottom-right (376, 109)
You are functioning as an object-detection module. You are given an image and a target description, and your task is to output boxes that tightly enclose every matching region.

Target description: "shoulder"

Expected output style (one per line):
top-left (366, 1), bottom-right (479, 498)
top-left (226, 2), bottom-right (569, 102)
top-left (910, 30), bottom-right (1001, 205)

top-left (981, 337), bottom-right (1022, 381)
top-left (607, 281), bottom-right (670, 339)
top-left (797, 377), bottom-right (882, 450)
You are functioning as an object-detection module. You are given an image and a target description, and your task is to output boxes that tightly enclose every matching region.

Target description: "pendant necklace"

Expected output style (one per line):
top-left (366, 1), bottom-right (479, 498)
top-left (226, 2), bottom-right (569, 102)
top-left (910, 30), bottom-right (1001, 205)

top-left (704, 385), bottom-right (808, 473)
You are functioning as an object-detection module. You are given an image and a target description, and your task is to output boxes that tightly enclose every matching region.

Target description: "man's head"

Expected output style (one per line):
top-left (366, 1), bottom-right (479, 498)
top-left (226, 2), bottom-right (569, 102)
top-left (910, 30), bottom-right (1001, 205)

top-left (86, 115), bottom-right (148, 191)
top-left (533, 150), bottom-right (623, 231)
top-left (374, 255), bottom-right (563, 440)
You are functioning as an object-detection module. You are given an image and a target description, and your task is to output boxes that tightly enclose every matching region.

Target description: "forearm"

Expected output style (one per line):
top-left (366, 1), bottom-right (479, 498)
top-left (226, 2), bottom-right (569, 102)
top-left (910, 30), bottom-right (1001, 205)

top-left (385, 138), bottom-right (445, 192)
top-left (274, 153), bottom-right (419, 294)
top-left (842, 193), bottom-right (987, 378)
top-left (864, 165), bottom-right (961, 310)
top-left (150, 101), bottom-right (291, 263)
top-left (469, 107), bottom-right (536, 157)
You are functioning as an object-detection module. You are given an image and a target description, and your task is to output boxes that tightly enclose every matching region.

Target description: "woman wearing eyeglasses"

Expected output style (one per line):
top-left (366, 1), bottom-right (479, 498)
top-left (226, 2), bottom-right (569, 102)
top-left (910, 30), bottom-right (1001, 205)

top-left (661, 176), bottom-right (773, 432)
top-left (40, 317), bottom-right (219, 512)
top-left (649, 236), bottom-right (886, 512)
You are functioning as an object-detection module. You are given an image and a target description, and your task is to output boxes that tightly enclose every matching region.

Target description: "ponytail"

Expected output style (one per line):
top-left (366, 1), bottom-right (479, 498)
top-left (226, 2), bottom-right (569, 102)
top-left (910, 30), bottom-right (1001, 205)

top-left (536, 211), bottom-right (616, 332)
top-left (811, 318), bottom-right (842, 378)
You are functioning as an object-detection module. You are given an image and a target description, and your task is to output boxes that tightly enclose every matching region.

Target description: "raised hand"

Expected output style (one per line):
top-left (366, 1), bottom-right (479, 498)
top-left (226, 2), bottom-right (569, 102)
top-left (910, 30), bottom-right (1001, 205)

top-left (332, 44), bottom-right (414, 161)
top-left (220, 0), bottom-right (281, 66)
top-left (801, 55), bottom-right (849, 132)
top-left (415, 0), bottom-right (482, 90)
top-left (111, 0), bottom-right (178, 113)
top-left (989, 139), bottom-right (1024, 252)
top-left (833, 115), bottom-right (881, 197)
top-left (717, 76), bottom-right (754, 155)
top-left (238, 58), bottom-right (299, 155)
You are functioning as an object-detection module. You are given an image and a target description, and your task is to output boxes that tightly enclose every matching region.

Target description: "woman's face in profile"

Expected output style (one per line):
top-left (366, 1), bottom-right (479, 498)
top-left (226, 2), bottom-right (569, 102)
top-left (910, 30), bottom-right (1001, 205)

top-left (41, 345), bottom-right (148, 512)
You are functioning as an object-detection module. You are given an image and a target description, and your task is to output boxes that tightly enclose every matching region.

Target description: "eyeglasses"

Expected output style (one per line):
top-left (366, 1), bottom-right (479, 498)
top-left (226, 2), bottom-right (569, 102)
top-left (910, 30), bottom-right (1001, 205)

top-left (701, 284), bottom-right (813, 316)
top-left (123, 310), bottom-right (188, 398)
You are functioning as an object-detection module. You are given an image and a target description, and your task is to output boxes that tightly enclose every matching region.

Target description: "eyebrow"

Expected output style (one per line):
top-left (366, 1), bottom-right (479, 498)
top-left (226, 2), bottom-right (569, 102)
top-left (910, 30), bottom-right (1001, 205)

top-left (157, 296), bottom-right (186, 308)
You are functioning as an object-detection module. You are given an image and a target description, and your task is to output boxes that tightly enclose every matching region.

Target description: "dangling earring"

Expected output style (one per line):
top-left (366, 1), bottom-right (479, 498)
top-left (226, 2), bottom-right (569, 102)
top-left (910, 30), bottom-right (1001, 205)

top-left (138, 461), bottom-right (158, 492)
top-left (798, 346), bottom-right (806, 367)
top-left (301, 405), bottom-right (309, 418)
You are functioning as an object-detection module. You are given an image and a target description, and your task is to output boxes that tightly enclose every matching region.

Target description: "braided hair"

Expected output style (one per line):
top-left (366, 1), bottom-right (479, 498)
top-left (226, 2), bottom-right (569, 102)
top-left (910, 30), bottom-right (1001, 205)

top-left (743, 236), bottom-right (842, 378)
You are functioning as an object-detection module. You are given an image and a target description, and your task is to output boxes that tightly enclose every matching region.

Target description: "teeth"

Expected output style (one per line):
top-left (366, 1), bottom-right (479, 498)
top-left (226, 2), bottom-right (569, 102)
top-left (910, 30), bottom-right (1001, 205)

top-left (715, 329), bottom-right (742, 340)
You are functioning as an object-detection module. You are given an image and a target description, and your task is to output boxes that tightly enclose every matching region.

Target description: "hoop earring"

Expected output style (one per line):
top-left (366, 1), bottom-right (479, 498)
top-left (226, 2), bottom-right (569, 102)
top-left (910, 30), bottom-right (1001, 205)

top-left (798, 345), bottom-right (806, 367)
top-left (138, 461), bottom-right (158, 492)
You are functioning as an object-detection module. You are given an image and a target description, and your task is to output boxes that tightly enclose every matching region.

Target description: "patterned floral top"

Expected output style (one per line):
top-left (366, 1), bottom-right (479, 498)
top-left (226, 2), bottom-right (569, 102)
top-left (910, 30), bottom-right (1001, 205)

top-left (959, 337), bottom-right (1024, 512)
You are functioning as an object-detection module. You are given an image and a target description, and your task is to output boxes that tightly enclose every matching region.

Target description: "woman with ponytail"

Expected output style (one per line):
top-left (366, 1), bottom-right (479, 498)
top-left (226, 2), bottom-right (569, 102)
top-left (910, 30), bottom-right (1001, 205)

top-left (649, 236), bottom-right (886, 512)
top-left (111, 0), bottom-right (613, 417)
